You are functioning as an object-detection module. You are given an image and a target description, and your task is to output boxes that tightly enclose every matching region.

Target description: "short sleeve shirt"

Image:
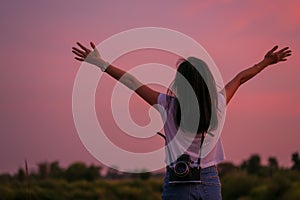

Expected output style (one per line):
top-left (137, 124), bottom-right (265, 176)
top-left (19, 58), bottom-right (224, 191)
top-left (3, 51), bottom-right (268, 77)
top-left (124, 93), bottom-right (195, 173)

top-left (157, 92), bottom-right (226, 168)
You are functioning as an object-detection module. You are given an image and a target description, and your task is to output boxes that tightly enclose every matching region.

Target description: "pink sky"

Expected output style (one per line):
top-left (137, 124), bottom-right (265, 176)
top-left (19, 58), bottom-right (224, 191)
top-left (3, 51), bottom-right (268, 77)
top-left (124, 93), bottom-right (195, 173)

top-left (1, 0), bottom-right (299, 173)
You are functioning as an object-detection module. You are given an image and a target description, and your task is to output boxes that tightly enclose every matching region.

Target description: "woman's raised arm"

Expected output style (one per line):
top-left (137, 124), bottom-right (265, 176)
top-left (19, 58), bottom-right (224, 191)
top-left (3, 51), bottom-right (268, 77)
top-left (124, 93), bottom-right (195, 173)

top-left (72, 42), bottom-right (160, 106)
top-left (223, 45), bottom-right (292, 105)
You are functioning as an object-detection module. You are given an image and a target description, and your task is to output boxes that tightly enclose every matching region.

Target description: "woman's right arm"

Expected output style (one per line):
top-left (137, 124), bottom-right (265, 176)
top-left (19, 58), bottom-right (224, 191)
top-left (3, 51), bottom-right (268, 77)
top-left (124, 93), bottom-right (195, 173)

top-left (72, 42), bottom-right (160, 106)
top-left (223, 45), bottom-right (292, 105)
top-left (104, 64), bottom-right (160, 106)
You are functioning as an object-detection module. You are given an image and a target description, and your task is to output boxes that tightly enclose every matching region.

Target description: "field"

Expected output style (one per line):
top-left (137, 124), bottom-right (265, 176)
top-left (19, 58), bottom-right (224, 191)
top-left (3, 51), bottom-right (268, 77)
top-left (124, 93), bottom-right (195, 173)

top-left (1, 154), bottom-right (300, 200)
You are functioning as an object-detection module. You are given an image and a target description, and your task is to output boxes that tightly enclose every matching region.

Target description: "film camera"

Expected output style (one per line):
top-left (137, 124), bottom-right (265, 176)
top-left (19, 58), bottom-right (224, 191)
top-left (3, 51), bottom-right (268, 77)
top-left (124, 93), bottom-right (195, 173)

top-left (168, 154), bottom-right (201, 183)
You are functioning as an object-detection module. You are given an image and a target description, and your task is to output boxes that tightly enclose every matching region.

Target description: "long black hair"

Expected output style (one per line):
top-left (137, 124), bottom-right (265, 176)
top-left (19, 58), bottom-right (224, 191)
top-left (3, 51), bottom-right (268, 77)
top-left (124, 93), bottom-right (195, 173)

top-left (167, 57), bottom-right (218, 134)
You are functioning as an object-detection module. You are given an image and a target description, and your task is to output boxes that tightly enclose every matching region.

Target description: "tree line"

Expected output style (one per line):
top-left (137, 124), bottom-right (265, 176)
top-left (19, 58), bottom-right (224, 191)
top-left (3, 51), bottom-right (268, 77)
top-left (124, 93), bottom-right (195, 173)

top-left (0, 152), bottom-right (300, 199)
top-left (1, 152), bottom-right (300, 183)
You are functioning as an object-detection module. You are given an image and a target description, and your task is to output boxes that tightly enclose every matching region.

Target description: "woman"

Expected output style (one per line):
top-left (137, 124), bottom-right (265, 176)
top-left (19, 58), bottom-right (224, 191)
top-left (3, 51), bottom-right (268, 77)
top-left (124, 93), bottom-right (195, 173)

top-left (72, 42), bottom-right (291, 199)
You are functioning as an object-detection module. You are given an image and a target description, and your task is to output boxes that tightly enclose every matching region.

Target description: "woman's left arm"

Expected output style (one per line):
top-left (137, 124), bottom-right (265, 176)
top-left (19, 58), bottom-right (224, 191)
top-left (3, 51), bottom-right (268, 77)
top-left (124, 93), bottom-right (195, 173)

top-left (223, 45), bottom-right (292, 104)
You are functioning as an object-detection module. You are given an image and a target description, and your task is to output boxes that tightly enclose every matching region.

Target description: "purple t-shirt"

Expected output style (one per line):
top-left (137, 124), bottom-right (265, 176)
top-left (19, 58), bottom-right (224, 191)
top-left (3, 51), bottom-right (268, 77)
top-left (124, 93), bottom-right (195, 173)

top-left (157, 92), bottom-right (226, 168)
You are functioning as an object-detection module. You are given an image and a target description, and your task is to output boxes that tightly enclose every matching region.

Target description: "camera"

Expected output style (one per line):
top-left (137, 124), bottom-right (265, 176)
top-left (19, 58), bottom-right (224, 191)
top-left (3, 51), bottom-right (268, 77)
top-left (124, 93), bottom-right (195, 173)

top-left (168, 154), bottom-right (201, 184)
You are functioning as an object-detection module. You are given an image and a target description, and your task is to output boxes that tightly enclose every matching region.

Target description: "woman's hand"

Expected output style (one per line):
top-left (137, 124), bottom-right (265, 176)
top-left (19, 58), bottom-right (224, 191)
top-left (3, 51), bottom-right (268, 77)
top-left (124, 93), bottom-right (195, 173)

top-left (263, 45), bottom-right (292, 66)
top-left (224, 45), bottom-right (292, 105)
top-left (72, 42), bottom-right (109, 71)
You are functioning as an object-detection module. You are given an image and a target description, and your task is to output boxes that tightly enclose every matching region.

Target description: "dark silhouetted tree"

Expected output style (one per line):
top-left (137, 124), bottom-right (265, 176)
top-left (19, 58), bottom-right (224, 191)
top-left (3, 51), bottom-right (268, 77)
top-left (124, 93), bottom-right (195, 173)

top-left (65, 162), bottom-right (88, 181)
top-left (246, 154), bottom-right (261, 174)
top-left (49, 161), bottom-right (63, 179)
top-left (268, 157), bottom-right (278, 170)
top-left (38, 162), bottom-right (49, 180)
top-left (240, 160), bottom-right (248, 169)
top-left (16, 168), bottom-right (25, 182)
top-left (268, 156), bottom-right (279, 176)
top-left (218, 162), bottom-right (237, 176)
top-left (292, 152), bottom-right (300, 171)
top-left (64, 162), bottom-right (102, 181)
top-left (85, 164), bottom-right (101, 181)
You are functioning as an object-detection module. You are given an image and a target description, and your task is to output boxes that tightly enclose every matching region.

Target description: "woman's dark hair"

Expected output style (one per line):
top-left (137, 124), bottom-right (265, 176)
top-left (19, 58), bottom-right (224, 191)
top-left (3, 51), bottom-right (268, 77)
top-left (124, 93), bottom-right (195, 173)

top-left (167, 57), bottom-right (218, 134)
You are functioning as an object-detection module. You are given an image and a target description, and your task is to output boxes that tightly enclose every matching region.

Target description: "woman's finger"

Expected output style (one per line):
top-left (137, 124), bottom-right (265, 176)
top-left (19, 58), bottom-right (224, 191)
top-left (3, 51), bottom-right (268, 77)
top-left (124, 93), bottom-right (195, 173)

top-left (72, 47), bottom-right (86, 55)
top-left (75, 57), bottom-right (85, 61)
top-left (72, 48), bottom-right (84, 55)
top-left (278, 47), bottom-right (289, 54)
top-left (72, 50), bottom-right (85, 58)
top-left (77, 42), bottom-right (90, 53)
top-left (282, 51), bottom-right (292, 57)
top-left (90, 42), bottom-right (96, 49)
top-left (268, 45), bottom-right (278, 54)
top-left (283, 53), bottom-right (292, 58)
top-left (283, 50), bottom-right (292, 54)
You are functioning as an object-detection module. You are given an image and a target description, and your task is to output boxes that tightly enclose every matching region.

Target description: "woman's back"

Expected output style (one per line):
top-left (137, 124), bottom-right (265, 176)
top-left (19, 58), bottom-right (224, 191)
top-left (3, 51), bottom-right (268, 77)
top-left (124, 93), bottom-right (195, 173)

top-left (157, 91), bottom-right (226, 168)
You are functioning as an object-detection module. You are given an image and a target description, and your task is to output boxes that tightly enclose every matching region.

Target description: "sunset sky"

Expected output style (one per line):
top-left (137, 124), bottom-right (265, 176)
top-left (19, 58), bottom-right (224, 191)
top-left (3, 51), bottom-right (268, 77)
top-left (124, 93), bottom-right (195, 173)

top-left (1, 0), bottom-right (299, 174)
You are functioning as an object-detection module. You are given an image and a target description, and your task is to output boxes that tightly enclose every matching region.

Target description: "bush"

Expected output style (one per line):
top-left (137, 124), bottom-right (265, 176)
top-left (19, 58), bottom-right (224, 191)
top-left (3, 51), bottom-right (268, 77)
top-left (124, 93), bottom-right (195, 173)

top-left (281, 182), bottom-right (300, 200)
top-left (0, 186), bottom-right (15, 200)
top-left (1, 164), bottom-right (300, 200)
top-left (221, 170), bottom-right (259, 199)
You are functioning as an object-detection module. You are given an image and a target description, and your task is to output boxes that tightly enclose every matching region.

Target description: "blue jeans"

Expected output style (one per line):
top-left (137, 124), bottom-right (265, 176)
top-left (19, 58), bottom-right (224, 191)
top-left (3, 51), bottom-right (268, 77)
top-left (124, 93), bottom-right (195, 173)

top-left (162, 165), bottom-right (222, 200)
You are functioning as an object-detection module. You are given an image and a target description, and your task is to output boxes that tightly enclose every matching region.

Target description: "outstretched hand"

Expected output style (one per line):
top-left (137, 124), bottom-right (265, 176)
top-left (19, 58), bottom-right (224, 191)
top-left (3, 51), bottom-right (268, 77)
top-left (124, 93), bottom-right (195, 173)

top-left (263, 46), bottom-right (292, 65)
top-left (72, 42), bottom-right (109, 71)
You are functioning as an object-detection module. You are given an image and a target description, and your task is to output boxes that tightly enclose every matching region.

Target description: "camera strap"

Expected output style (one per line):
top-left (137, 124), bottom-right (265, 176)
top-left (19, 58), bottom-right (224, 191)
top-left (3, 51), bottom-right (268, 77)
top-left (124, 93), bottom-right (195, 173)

top-left (157, 131), bottom-right (206, 184)
top-left (156, 131), bottom-right (205, 168)
top-left (196, 131), bottom-right (205, 167)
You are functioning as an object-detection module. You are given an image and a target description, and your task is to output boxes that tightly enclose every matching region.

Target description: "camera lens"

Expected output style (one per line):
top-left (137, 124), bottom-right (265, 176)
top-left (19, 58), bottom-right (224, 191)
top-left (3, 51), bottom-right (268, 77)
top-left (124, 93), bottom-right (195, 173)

top-left (174, 161), bottom-right (189, 177)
